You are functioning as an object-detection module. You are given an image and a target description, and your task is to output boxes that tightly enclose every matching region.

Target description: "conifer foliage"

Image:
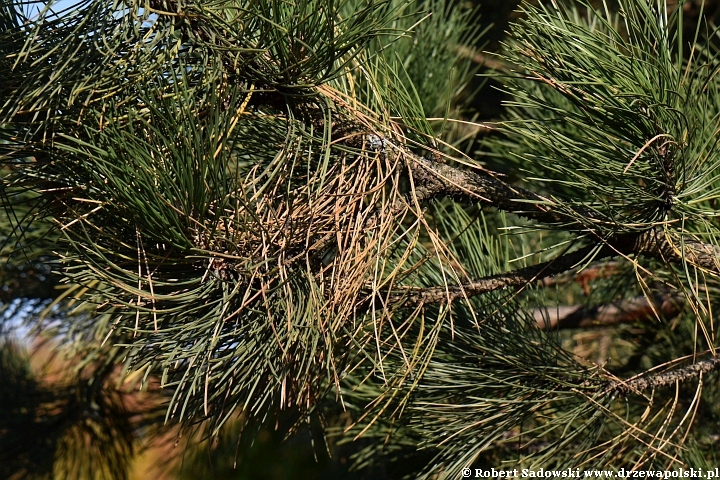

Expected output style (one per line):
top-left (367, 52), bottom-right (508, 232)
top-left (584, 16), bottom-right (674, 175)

top-left (1, 0), bottom-right (720, 478)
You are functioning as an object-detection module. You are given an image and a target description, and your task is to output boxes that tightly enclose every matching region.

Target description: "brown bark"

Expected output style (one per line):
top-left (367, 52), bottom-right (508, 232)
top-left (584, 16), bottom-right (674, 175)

top-left (534, 294), bottom-right (681, 330)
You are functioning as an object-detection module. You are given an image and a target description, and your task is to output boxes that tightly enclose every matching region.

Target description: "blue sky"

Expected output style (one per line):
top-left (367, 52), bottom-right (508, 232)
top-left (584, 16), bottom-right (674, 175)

top-left (19, 1), bottom-right (78, 19)
top-left (50, 0), bottom-right (79, 9)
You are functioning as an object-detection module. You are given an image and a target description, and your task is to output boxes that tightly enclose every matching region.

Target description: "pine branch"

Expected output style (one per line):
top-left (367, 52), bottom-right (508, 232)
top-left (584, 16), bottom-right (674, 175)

top-left (344, 139), bottom-right (720, 306)
top-left (410, 155), bottom-right (574, 225)
top-left (307, 99), bottom-right (719, 277)
top-left (611, 356), bottom-right (720, 397)
top-left (388, 243), bottom-right (600, 305)
top-left (386, 228), bottom-right (715, 306)
top-left (409, 156), bottom-right (720, 270)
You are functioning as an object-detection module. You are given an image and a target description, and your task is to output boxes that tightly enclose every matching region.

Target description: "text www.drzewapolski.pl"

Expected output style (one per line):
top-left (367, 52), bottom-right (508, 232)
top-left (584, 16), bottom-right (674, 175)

top-left (462, 468), bottom-right (719, 478)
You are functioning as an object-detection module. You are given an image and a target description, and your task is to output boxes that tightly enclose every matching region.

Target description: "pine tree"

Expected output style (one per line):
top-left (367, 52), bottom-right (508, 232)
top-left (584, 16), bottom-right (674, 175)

top-left (2, 0), bottom-right (720, 478)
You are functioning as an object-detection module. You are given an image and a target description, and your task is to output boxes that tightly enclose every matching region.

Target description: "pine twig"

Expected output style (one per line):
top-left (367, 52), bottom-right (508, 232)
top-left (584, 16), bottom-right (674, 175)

top-left (410, 156), bottom-right (720, 271)
top-left (612, 356), bottom-right (720, 397)
top-left (388, 244), bottom-right (599, 305)
top-left (410, 155), bottom-right (571, 225)
top-left (385, 230), bottom-right (706, 306)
